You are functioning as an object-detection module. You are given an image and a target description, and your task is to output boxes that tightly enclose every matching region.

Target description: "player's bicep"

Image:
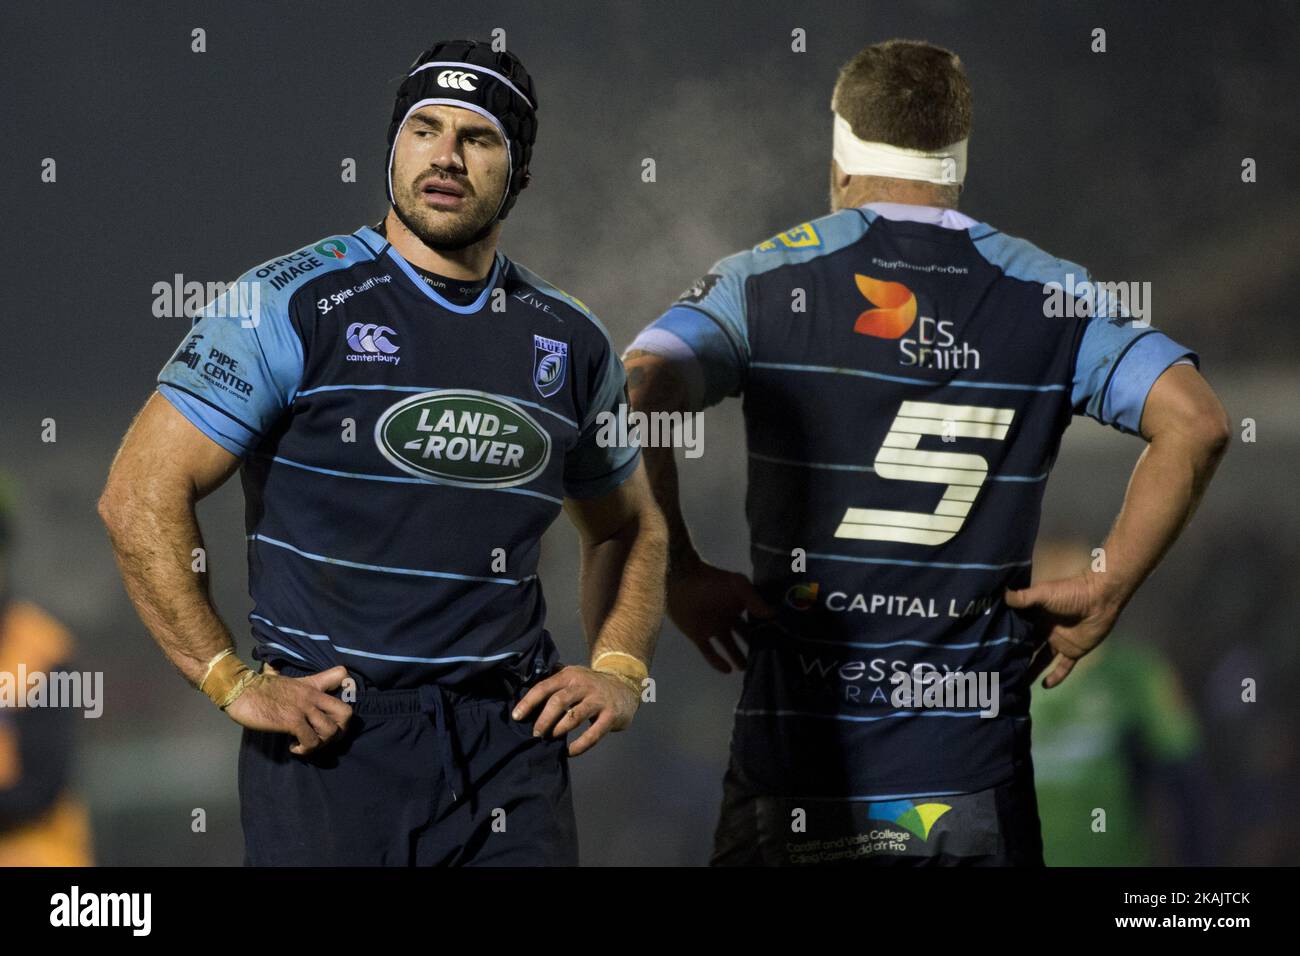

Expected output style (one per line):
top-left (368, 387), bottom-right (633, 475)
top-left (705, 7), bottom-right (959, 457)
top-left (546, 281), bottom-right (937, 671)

top-left (1137, 362), bottom-right (1230, 445)
top-left (627, 256), bottom-right (753, 411)
top-left (624, 350), bottom-right (694, 413)
top-left (625, 304), bottom-right (745, 410)
top-left (564, 459), bottom-right (656, 546)
top-left (109, 392), bottom-right (242, 502)
top-left (1071, 312), bottom-right (1199, 435)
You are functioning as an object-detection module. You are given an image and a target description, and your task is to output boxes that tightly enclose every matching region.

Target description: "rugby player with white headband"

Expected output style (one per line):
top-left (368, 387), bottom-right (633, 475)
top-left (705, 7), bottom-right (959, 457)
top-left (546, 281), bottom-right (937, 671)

top-left (831, 111), bottom-right (968, 188)
top-left (625, 38), bottom-right (1228, 866)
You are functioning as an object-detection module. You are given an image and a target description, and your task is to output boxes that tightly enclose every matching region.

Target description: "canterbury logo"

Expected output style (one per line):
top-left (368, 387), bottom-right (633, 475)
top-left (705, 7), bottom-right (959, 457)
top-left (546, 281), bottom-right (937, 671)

top-left (346, 323), bottom-right (399, 355)
top-left (853, 275), bottom-right (917, 339)
top-left (835, 401), bottom-right (1014, 546)
top-left (436, 69), bottom-right (478, 91)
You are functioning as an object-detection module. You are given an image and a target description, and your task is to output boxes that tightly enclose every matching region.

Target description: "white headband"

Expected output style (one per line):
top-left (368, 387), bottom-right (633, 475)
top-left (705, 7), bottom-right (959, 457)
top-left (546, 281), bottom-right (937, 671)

top-left (832, 113), bottom-right (967, 185)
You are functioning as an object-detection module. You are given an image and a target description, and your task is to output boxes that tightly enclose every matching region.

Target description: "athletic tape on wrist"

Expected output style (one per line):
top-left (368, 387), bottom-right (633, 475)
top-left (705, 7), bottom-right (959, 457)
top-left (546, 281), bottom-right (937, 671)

top-left (198, 648), bottom-right (262, 710)
top-left (591, 650), bottom-right (648, 692)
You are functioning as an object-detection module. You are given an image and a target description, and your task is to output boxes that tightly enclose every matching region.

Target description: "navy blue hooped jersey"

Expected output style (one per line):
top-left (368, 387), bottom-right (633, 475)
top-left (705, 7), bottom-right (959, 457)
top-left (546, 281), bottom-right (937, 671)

top-left (158, 227), bottom-right (638, 690)
top-left (634, 203), bottom-right (1196, 797)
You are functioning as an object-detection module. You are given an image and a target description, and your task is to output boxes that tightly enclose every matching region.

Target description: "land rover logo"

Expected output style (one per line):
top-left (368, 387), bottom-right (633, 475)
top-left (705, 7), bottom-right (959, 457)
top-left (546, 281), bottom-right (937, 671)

top-left (375, 390), bottom-right (551, 488)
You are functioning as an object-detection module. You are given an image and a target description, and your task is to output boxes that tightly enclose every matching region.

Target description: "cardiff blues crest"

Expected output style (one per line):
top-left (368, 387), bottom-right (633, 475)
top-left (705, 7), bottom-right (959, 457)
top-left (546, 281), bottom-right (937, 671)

top-left (533, 334), bottom-right (568, 398)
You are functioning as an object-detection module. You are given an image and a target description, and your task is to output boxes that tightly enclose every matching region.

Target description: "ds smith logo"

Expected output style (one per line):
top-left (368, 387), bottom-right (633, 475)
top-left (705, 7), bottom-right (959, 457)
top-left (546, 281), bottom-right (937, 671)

top-left (852, 275), bottom-right (980, 370)
top-left (375, 389), bottom-right (551, 488)
top-left (866, 800), bottom-right (952, 840)
top-left (853, 275), bottom-right (917, 338)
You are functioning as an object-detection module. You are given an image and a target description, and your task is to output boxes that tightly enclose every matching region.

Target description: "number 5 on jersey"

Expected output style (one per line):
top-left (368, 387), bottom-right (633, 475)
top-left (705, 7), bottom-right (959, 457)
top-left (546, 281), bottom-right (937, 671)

top-left (835, 400), bottom-right (1015, 546)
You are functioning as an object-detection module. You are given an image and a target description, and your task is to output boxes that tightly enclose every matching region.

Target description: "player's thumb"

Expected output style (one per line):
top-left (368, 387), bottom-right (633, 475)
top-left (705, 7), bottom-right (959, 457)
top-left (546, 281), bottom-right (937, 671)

top-left (1004, 584), bottom-right (1047, 611)
top-left (303, 665), bottom-right (350, 691)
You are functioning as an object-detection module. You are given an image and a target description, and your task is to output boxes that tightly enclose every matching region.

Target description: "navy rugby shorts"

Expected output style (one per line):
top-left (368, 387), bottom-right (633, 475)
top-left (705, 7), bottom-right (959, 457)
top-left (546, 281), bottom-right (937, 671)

top-left (238, 661), bottom-right (577, 866)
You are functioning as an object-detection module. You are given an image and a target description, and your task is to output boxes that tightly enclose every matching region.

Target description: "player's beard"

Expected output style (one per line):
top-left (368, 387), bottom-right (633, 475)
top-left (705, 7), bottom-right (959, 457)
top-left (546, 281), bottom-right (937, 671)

top-left (392, 172), bottom-right (503, 252)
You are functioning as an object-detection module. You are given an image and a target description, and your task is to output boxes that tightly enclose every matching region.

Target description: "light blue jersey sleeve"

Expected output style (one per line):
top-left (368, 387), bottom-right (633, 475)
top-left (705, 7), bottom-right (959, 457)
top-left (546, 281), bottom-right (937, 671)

top-left (563, 341), bottom-right (641, 499)
top-left (1071, 282), bottom-right (1198, 435)
top-left (627, 212), bottom-right (871, 409)
top-left (156, 270), bottom-right (304, 457)
top-left (626, 256), bottom-right (751, 410)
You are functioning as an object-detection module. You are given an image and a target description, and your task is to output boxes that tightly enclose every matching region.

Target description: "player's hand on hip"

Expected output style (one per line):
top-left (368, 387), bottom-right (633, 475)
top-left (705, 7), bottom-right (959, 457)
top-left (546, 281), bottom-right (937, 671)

top-left (223, 665), bottom-right (354, 756)
top-left (1005, 573), bottom-right (1122, 689)
top-left (512, 665), bottom-right (640, 757)
top-left (666, 555), bottom-right (776, 674)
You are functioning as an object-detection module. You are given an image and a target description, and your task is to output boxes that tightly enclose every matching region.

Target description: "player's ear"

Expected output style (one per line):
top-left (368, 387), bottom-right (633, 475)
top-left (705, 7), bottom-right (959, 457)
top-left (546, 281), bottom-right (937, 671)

top-left (831, 158), bottom-right (851, 190)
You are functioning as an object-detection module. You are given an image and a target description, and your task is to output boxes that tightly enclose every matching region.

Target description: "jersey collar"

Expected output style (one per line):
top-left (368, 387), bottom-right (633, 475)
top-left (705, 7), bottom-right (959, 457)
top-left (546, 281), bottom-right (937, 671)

top-left (861, 201), bottom-right (980, 232)
top-left (353, 224), bottom-right (502, 315)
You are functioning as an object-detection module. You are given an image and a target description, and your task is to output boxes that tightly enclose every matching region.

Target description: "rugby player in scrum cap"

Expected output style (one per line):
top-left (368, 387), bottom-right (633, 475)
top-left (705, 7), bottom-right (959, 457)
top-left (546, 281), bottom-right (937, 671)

top-left (101, 39), bottom-right (666, 866)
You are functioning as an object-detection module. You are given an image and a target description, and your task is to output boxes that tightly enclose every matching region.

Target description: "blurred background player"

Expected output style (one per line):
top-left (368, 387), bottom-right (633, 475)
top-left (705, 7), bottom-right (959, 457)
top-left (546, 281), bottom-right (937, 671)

top-left (1030, 538), bottom-right (1210, 866)
top-left (0, 475), bottom-right (92, 866)
top-left (625, 38), bottom-right (1230, 865)
top-left (99, 40), bottom-right (666, 866)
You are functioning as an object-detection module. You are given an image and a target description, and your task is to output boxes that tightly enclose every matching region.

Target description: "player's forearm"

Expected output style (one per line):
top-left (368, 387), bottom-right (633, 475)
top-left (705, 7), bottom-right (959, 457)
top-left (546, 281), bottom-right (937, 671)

top-left (625, 352), bottom-right (700, 578)
top-left (641, 445), bottom-right (701, 578)
top-left (578, 506), bottom-right (667, 668)
top-left (98, 482), bottom-right (235, 687)
top-left (1093, 420), bottom-right (1229, 612)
